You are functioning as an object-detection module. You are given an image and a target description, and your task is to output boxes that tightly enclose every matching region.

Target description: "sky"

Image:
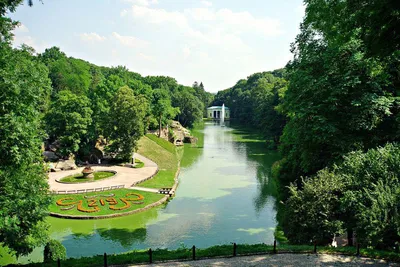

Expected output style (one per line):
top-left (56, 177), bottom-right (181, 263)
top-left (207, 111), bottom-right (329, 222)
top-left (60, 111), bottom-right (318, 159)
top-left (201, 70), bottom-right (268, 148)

top-left (10, 0), bottom-right (305, 93)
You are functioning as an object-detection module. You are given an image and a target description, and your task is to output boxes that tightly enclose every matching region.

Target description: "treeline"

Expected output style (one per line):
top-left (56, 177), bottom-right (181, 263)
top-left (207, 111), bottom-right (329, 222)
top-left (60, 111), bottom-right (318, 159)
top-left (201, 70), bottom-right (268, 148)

top-left (217, 0), bottom-right (400, 249)
top-left (36, 47), bottom-right (211, 161)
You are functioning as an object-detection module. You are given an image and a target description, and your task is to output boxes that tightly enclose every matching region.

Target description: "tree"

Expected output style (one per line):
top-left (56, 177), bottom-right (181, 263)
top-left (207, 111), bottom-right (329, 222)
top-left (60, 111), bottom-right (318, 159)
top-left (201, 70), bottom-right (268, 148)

top-left (285, 143), bottom-right (400, 249)
top-left (106, 86), bottom-right (148, 161)
top-left (45, 90), bottom-right (92, 157)
top-left (0, 0), bottom-right (24, 43)
top-left (173, 87), bottom-right (204, 127)
top-left (0, 44), bottom-right (52, 256)
top-left (277, 0), bottom-right (400, 189)
top-left (285, 169), bottom-right (345, 244)
top-left (152, 88), bottom-right (179, 137)
top-left (42, 53), bottom-right (92, 96)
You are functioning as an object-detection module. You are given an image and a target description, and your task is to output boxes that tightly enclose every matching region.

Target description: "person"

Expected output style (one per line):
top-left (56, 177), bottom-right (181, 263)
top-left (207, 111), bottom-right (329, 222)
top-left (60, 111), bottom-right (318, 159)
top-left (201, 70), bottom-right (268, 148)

top-left (332, 235), bottom-right (337, 248)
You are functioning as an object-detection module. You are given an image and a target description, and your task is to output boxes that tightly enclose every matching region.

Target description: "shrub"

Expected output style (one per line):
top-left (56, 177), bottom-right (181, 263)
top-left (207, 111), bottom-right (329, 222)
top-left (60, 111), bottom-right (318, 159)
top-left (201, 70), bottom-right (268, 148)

top-left (43, 240), bottom-right (67, 262)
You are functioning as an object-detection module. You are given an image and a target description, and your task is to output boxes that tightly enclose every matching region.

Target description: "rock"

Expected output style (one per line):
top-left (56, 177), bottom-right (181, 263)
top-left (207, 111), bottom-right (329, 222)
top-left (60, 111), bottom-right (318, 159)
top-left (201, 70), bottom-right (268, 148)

top-left (55, 159), bottom-right (77, 170)
top-left (184, 136), bottom-right (198, 144)
top-left (43, 151), bottom-right (59, 162)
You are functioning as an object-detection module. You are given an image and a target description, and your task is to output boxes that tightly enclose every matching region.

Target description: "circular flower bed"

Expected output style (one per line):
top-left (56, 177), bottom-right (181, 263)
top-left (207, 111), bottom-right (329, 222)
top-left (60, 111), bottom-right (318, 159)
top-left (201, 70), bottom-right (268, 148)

top-left (58, 171), bottom-right (116, 184)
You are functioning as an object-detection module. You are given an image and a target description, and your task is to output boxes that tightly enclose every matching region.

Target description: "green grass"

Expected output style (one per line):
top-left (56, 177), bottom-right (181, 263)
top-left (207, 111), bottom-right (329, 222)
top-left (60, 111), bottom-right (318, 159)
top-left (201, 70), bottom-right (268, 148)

top-left (14, 243), bottom-right (400, 267)
top-left (49, 189), bottom-right (164, 216)
top-left (132, 158), bottom-right (144, 168)
top-left (59, 171), bottom-right (115, 183)
top-left (137, 135), bottom-right (178, 188)
top-left (145, 133), bottom-right (177, 154)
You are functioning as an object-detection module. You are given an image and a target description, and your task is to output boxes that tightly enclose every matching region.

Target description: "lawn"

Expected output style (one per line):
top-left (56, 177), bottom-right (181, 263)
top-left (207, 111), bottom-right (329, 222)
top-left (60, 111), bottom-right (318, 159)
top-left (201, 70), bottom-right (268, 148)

top-left (59, 171), bottom-right (115, 183)
top-left (49, 189), bottom-right (164, 216)
top-left (136, 135), bottom-right (178, 188)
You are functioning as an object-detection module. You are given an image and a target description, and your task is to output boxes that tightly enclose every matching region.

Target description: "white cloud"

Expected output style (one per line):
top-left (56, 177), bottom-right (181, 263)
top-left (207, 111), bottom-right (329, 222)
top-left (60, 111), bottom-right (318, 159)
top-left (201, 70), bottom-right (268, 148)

top-left (127, 6), bottom-right (281, 38)
top-left (122, 0), bottom-right (158, 6)
top-left (201, 1), bottom-right (212, 7)
top-left (112, 32), bottom-right (149, 48)
top-left (131, 5), bottom-right (187, 25)
top-left (138, 52), bottom-right (154, 61)
top-left (183, 46), bottom-right (191, 59)
top-left (80, 32), bottom-right (106, 42)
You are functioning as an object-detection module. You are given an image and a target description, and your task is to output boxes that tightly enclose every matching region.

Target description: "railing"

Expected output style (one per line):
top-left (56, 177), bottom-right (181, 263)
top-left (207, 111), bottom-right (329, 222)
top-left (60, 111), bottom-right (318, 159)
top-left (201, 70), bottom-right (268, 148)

top-left (52, 185), bottom-right (125, 195)
top-left (48, 240), bottom-right (369, 267)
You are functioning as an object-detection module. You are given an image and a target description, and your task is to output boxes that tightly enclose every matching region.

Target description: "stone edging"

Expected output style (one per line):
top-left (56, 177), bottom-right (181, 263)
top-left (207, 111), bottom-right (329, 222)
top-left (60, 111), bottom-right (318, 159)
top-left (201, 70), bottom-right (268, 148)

top-left (130, 167), bottom-right (159, 186)
top-left (55, 170), bottom-right (118, 184)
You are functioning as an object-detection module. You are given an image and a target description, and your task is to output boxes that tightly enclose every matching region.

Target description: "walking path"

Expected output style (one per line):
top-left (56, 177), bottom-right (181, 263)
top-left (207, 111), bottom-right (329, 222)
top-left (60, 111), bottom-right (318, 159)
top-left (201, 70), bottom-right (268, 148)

top-left (125, 254), bottom-right (398, 267)
top-left (48, 154), bottom-right (158, 193)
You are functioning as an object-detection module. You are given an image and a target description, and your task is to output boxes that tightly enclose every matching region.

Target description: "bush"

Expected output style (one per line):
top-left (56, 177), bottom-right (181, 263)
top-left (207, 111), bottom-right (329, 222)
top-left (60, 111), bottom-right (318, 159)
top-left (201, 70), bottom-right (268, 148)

top-left (43, 240), bottom-right (67, 262)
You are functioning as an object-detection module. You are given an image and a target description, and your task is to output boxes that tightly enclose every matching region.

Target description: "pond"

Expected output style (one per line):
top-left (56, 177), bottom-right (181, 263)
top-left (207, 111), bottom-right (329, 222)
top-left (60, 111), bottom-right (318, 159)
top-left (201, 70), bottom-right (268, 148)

top-left (3, 122), bottom-right (280, 265)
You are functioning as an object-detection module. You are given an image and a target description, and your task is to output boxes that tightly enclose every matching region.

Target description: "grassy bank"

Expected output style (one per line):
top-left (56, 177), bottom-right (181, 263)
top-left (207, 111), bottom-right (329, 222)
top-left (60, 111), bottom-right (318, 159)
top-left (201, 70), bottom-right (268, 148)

top-left (12, 243), bottom-right (400, 267)
top-left (59, 171), bottom-right (115, 183)
top-left (136, 134), bottom-right (179, 188)
top-left (48, 189), bottom-right (164, 216)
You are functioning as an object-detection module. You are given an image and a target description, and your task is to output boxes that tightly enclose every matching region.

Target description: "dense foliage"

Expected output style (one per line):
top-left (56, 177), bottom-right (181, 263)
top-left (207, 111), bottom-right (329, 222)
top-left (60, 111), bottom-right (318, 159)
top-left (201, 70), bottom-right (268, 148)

top-left (0, 17), bottom-right (51, 256)
top-left (277, 0), bottom-right (400, 248)
top-left (285, 144), bottom-right (400, 248)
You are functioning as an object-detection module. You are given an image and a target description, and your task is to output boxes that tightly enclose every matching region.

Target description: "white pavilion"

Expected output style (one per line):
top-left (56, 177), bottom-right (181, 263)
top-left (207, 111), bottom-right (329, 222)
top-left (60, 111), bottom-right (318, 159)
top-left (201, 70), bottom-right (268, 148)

top-left (207, 104), bottom-right (230, 120)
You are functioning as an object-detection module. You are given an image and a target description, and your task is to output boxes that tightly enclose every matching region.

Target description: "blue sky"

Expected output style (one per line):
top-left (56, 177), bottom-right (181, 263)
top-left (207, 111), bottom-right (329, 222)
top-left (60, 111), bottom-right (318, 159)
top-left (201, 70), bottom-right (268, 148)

top-left (10, 0), bottom-right (305, 92)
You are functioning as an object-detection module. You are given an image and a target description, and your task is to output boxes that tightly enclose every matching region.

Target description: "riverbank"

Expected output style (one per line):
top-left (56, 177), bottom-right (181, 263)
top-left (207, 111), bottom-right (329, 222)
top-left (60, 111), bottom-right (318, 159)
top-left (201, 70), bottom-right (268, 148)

top-left (136, 134), bottom-right (180, 189)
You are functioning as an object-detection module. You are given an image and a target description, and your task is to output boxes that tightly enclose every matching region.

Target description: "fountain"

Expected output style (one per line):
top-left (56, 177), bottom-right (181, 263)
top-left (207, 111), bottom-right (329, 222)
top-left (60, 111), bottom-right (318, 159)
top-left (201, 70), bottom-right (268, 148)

top-left (82, 166), bottom-right (94, 180)
top-left (221, 103), bottom-right (225, 126)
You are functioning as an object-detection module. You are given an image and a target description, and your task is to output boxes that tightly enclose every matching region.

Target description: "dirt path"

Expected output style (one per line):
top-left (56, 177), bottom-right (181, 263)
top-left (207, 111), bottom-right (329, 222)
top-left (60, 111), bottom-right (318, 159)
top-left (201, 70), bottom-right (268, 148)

top-left (125, 254), bottom-right (398, 267)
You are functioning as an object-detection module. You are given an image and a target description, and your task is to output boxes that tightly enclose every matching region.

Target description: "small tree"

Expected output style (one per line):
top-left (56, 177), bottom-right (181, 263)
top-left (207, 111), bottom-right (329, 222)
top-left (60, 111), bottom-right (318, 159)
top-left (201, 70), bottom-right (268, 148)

top-left (43, 240), bottom-right (67, 262)
top-left (151, 88), bottom-right (179, 137)
top-left (285, 169), bottom-right (346, 244)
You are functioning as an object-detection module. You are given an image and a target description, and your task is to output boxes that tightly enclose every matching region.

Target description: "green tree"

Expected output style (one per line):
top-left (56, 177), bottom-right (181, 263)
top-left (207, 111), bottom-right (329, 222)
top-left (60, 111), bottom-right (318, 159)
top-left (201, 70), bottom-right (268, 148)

top-left (106, 86), bottom-right (148, 161)
top-left (0, 43), bottom-right (52, 256)
top-left (152, 88), bottom-right (179, 137)
top-left (46, 90), bottom-right (92, 157)
top-left (174, 87), bottom-right (204, 127)
top-left (43, 52), bottom-right (91, 96)
top-left (285, 143), bottom-right (400, 249)
top-left (278, 0), bottom-right (400, 189)
top-left (285, 169), bottom-right (345, 244)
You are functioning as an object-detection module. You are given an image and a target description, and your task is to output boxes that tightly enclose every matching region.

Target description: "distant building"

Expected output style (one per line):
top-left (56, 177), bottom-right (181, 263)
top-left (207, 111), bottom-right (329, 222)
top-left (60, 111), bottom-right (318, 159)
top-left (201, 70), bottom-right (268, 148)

top-left (207, 105), bottom-right (230, 119)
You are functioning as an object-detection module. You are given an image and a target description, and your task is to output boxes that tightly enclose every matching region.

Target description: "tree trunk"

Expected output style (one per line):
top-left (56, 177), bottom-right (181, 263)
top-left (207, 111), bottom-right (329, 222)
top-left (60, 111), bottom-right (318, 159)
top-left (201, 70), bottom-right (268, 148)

top-left (158, 114), bottom-right (162, 138)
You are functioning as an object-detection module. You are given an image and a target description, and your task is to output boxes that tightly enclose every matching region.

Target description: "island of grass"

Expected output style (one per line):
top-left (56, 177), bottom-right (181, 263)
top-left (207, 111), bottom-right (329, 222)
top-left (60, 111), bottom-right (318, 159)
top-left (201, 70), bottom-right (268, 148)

top-left (49, 189), bottom-right (165, 217)
top-left (132, 158), bottom-right (144, 168)
top-left (136, 134), bottom-right (179, 189)
top-left (58, 171), bottom-right (115, 183)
